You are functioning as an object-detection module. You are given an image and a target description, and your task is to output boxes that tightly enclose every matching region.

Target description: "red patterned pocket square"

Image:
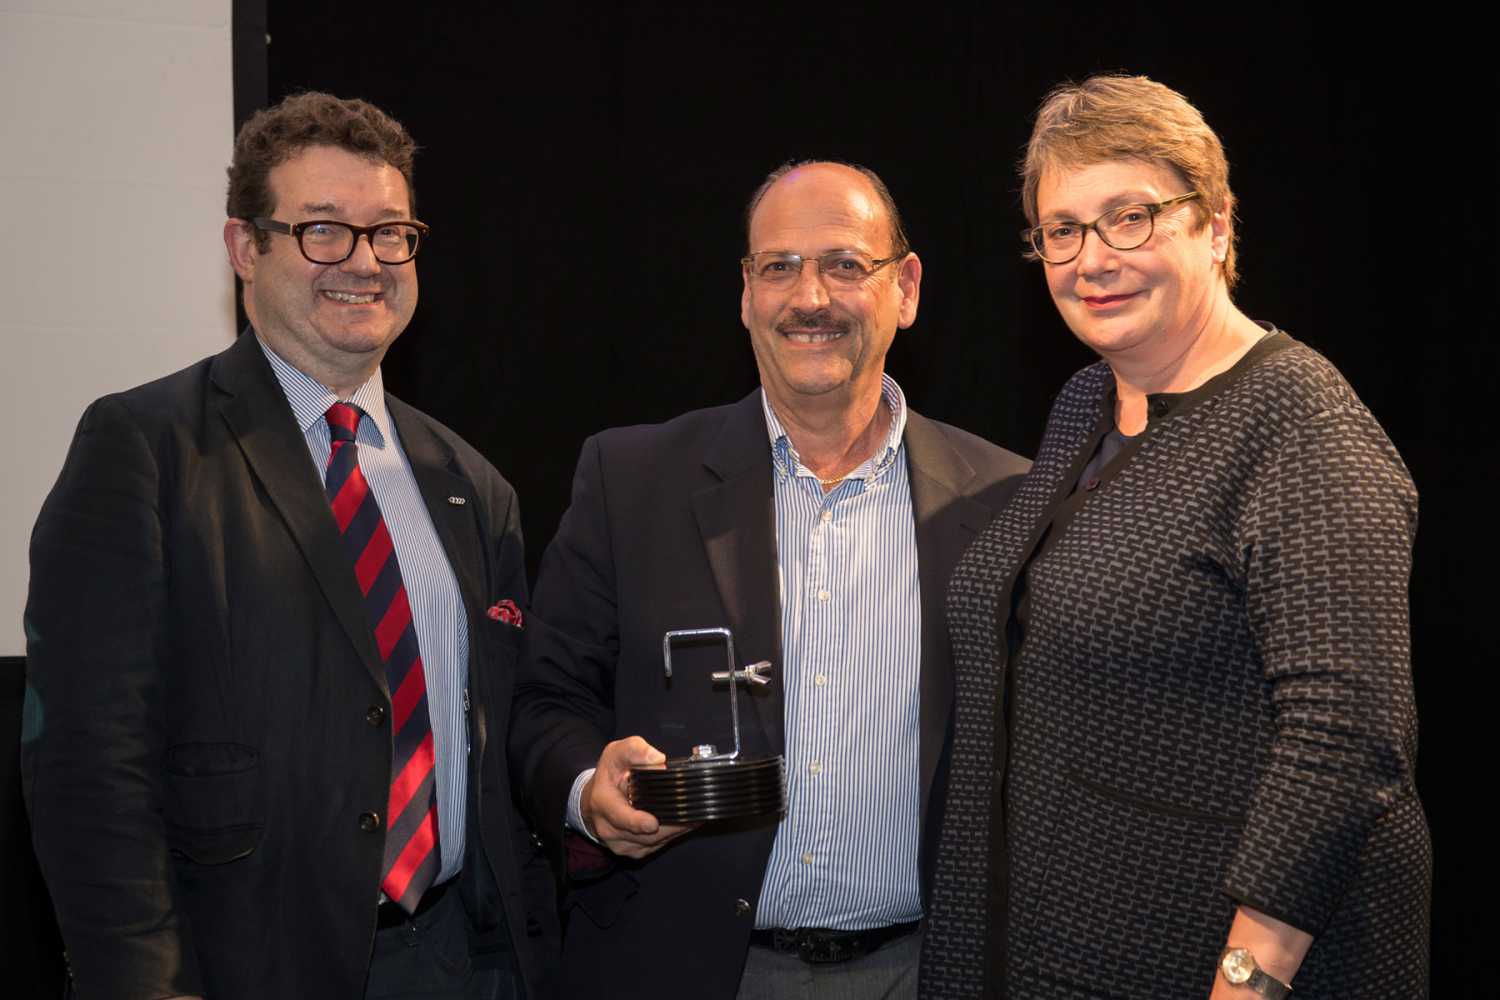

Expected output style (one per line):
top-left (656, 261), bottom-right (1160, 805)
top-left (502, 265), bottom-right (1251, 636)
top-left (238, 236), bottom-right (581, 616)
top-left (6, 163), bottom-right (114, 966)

top-left (486, 599), bottom-right (524, 628)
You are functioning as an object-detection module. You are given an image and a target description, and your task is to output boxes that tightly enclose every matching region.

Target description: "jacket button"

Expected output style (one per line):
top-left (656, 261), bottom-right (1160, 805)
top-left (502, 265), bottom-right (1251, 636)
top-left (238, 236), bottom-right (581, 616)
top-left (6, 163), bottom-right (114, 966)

top-left (366, 705), bottom-right (386, 726)
top-left (734, 898), bottom-right (751, 916)
top-left (359, 811), bottom-right (381, 832)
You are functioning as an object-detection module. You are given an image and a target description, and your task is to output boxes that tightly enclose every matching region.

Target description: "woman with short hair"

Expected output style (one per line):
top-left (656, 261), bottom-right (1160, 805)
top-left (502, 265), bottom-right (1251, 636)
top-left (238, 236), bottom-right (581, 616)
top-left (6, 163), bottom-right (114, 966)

top-left (920, 75), bottom-right (1431, 999)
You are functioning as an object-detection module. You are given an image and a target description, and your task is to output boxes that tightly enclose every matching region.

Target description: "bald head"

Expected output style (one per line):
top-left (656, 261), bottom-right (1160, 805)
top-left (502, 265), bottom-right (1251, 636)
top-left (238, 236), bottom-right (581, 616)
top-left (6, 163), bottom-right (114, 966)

top-left (745, 160), bottom-right (910, 258)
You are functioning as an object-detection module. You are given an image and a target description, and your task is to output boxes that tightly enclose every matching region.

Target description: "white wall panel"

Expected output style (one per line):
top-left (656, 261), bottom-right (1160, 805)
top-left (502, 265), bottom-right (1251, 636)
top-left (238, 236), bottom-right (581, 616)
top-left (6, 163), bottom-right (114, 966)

top-left (0, 1), bottom-right (235, 654)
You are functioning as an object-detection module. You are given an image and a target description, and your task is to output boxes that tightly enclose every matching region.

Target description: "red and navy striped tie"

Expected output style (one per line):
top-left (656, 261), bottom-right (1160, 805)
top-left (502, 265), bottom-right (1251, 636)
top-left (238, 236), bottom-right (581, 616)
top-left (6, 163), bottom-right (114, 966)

top-left (324, 402), bottom-right (439, 913)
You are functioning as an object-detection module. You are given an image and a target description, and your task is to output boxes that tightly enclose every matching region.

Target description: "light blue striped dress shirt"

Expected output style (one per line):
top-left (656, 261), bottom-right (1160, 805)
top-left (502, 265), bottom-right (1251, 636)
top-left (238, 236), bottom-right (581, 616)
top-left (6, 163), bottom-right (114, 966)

top-left (756, 375), bottom-right (923, 931)
top-left (258, 337), bottom-right (469, 885)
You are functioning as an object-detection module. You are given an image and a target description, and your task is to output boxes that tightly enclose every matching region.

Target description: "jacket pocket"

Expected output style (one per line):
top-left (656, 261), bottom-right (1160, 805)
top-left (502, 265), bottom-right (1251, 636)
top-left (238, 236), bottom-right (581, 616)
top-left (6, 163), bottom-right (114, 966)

top-left (1020, 772), bottom-right (1242, 1000)
top-left (162, 741), bottom-right (264, 865)
top-left (567, 869), bottom-right (639, 931)
top-left (478, 622), bottom-right (522, 725)
top-left (489, 618), bottom-right (523, 653)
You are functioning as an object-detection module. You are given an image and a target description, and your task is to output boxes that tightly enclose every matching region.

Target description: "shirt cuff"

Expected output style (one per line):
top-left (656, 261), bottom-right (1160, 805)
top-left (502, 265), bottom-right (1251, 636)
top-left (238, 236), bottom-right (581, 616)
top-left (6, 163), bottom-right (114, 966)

top-left (566, 768), bottom-right (599, 843)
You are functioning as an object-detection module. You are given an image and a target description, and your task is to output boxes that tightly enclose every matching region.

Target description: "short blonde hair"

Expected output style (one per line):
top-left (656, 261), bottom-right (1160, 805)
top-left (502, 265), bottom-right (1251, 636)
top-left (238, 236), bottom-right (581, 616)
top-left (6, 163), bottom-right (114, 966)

top-left (1022, 75), bottom-right (1239, 290)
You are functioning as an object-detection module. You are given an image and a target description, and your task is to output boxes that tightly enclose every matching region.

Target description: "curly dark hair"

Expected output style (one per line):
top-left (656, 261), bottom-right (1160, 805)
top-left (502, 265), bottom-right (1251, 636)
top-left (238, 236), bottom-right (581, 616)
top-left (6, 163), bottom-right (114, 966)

top-left (227, 91), bottom-right (418, 250)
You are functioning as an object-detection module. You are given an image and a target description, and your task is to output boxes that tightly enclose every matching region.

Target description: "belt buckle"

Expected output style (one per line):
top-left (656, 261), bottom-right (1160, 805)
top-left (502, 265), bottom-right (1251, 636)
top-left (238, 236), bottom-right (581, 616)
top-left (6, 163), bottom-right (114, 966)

top-left (797, 929), bottom-right (858, 965)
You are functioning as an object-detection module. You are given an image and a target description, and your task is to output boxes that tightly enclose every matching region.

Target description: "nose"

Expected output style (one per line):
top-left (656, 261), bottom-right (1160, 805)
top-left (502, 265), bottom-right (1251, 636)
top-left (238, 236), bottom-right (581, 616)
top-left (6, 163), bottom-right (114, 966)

top-left (340, 233), bottom-right (382, 275)
top-left (1072, 226), bottom-right (1117, 277)
top-left (786, 257), bottom-right (831, 310)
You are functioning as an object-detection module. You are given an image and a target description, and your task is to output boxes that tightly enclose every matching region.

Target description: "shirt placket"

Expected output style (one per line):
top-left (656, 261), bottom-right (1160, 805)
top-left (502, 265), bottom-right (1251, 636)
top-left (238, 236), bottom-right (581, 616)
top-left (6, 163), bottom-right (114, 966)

top-left (802, 473), bottom-right (868, 914)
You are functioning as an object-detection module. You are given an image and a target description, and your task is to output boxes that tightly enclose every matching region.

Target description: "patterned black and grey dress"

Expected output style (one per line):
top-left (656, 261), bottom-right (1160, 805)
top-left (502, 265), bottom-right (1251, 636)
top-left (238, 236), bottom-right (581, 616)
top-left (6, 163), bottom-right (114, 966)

top-left (921, 331), bottom-right (1431, 999)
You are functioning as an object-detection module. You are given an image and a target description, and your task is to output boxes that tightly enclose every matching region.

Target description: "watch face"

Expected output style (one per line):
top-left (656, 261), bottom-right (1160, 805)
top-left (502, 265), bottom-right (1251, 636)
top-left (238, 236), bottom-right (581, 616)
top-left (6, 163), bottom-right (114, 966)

top-left (1221, 947), bottom-right (1255, 985)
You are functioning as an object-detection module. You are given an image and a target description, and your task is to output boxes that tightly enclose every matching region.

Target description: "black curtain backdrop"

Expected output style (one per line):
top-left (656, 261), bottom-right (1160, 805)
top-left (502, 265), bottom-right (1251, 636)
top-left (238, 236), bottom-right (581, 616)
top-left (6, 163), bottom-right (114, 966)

top-left (2, 657), bottom-right (64, 996)
top-left (259, 3), bottom-right (1493, 993)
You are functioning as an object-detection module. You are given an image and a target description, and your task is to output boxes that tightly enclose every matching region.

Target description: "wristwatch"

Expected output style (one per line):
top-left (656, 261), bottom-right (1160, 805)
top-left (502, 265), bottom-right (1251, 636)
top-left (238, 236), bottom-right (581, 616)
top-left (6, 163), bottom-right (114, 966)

top-left (1219, 947), bottom-right (1292, 998)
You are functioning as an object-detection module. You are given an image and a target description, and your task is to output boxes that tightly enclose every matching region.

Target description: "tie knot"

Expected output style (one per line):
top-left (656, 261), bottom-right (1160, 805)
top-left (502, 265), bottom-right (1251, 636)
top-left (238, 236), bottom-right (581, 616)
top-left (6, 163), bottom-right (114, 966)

top-left (326, 402), bottom-right (362, 443)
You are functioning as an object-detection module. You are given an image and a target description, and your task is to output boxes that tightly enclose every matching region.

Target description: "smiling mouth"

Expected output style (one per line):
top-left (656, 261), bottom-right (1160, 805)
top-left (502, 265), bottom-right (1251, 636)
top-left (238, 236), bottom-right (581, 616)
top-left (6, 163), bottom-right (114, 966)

top-left (322, 290), bottom-right (379, 305)
top-left (782, 330), bottom-right (847, 344)
top-left (1081, 293), bottom-right (1136, 307)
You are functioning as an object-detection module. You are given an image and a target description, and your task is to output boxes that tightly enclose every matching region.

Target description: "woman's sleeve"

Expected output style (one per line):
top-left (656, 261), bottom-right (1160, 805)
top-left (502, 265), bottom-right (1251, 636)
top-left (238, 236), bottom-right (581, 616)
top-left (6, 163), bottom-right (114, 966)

top-left (1222, 403), bottom-right (1420, 933)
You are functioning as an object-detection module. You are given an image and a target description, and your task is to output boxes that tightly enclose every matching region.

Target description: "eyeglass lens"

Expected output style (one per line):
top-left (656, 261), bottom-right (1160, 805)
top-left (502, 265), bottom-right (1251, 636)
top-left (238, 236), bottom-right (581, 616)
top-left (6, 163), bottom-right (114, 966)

top-left (747, 251), bottom-right (881, 285)
top-left (1034, 205), bottom-right (1154, 261)
top-left (300, 222), bottom-right (422, 264)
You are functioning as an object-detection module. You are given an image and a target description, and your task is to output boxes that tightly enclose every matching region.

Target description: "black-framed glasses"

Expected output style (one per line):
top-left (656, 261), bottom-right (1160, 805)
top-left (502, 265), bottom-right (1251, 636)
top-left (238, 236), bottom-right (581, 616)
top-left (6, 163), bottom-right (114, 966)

top-left (251, 217), bottom-right (429, 265)
top-left (741, 249), bottom-right (909, 286)
top-left (1022, 192), bottom-right (1200, 264)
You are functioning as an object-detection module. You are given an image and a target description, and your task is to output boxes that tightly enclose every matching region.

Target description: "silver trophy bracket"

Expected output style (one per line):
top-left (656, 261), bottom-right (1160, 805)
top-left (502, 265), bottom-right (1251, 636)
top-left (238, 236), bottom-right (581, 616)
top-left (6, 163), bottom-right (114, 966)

top-left (661, 627), bottom-right (775, 762)
top-left (712, 661), bottom-right (773, 686)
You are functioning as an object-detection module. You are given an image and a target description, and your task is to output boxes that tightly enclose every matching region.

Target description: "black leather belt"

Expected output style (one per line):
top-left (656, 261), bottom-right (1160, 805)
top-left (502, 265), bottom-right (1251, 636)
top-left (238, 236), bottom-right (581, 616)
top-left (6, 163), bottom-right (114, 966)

top-left (749, 920), bottom-right (920, 964)
top-left (375, 879), bottom-right (451, 930)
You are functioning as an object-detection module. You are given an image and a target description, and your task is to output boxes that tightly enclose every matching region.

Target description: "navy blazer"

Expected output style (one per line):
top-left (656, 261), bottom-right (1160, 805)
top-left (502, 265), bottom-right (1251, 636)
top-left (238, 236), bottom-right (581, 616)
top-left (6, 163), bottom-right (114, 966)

top-left (23, 332), bottom-right (556, 999)
top-left (510, 390), bottom-right (1028, 999)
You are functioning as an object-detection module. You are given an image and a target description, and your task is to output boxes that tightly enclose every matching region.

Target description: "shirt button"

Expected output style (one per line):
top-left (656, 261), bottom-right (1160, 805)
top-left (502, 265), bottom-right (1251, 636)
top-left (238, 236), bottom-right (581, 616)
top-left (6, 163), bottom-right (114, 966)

top-left (735, 898), bottom-right (751, 916)
top-left (808, 760), bottom-right (822, 775)
top-left (1084, 477), bottom-right (1100, 492)
top-left (815, 674), bottom-right (827, 687)
top-left (1150, 398), bottom-right (1171, 417)
top-left (358, 811), bottom-right (381, 832)
top-left (801, 852), bottom-right (814, 865)
top-left (820, 510), bottom-right (832, 522)
top-left (366, 705), bottom-right (386, 727)
top-left (817, 589), bottom-right (830, 602)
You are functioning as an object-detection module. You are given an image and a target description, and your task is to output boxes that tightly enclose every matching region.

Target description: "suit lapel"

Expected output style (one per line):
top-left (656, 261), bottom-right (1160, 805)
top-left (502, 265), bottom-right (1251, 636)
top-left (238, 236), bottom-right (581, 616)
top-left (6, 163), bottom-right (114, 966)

top-left (690, 393), bottom-right (784, 754)
top-left (387, 398), bottom-right (489, 758)
top-left (903, 411), bottom-right (992, 827)
top-left (211, 334), bottom-right (389, 695)
top-left (388, 400), bottom-right (484, 621)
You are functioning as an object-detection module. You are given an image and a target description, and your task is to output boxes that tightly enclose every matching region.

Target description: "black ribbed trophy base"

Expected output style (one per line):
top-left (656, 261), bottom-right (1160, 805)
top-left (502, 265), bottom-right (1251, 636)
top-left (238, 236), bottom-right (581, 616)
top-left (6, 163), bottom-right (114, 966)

top-left (628, 754), bottom-right (787, 824)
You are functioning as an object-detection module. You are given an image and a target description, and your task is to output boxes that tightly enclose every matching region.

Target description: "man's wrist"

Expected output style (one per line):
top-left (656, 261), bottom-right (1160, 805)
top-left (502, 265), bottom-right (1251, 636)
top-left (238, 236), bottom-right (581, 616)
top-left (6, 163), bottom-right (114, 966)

top-left (566, 768), bottom-right (599, 843)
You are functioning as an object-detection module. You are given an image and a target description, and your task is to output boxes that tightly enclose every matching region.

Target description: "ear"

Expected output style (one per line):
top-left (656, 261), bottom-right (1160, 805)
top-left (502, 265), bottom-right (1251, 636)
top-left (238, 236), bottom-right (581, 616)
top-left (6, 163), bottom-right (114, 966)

top-left (740, 260), bottom-right (753, 330)
top-left (1208, 198), bottom-right (1232, 265)
top-left (895, 252), bottom-right (922, 330)
top-left (224, 218), bottom-right (259, 282)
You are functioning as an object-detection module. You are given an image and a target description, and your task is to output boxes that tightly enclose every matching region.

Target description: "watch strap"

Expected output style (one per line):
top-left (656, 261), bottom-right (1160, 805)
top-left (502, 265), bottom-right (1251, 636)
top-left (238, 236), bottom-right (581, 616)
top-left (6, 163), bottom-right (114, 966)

top-left (1220, 946), bottom-right (1293, 999)
top-left (1247, 967), bottom-right (1292, 999)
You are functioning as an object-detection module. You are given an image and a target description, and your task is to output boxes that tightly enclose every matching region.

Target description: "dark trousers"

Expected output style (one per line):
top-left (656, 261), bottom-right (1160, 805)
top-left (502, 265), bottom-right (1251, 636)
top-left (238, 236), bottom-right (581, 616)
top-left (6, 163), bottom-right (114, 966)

top-left (737, 928), bottom-right (922, 1000)
top-left (366, 883), bottom-right (521, 1000)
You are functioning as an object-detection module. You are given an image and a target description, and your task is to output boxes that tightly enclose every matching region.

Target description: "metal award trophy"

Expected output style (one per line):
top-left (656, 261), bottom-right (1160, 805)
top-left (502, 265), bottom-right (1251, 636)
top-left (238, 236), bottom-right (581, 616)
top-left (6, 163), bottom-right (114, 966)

top-left (627, 627), bottom-right (787, 824)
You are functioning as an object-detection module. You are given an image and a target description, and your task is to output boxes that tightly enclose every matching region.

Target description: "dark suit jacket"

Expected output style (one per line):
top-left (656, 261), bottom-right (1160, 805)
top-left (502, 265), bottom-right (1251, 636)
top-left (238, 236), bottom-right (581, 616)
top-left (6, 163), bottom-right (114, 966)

top-left (510, 390), bottom-right (1028, 999)
top-left (22, 333), bottom-right (556, 999)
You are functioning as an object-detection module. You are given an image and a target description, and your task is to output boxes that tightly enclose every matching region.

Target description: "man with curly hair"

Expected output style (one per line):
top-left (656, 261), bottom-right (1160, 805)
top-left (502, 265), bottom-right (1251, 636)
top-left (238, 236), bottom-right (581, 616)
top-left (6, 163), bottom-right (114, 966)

top-left (23, 92), bottom-right (555, 999)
